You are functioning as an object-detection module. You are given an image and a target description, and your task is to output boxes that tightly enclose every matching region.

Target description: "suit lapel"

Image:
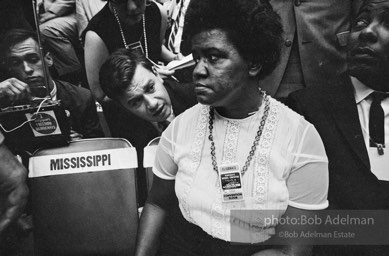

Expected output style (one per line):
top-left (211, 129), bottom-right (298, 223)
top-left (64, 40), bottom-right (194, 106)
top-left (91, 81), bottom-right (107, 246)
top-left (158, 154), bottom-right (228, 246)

top-left (327, 73), bottom-right (370, 169)
top-left (55, 80), bottom-right (73, 111)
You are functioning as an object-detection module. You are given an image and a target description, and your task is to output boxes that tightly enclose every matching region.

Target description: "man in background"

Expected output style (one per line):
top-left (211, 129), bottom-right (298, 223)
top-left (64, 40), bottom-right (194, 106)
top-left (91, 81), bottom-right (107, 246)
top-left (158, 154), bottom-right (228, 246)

top-left (0, 29), bottom-right (103, 139)
top-left (288, 1), bottom-right (389, 254)
top-left (39, 0), bottom-right (81, 79)
top-left (100, 48), bottom-right (197, 204)
top-left (264, 0), bottom-right (364, 101)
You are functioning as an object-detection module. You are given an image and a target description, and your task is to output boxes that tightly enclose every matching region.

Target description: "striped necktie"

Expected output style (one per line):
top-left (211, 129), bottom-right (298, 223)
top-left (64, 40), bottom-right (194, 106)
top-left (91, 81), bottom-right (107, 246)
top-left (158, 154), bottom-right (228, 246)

top-left (167, 0), bottom-right (184, 53)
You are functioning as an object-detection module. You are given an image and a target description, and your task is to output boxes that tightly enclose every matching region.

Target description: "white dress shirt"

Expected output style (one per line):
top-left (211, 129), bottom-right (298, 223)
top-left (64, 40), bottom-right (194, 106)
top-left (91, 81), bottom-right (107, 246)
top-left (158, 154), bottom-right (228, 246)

top-left (351, 76), bottom-right (389, 180)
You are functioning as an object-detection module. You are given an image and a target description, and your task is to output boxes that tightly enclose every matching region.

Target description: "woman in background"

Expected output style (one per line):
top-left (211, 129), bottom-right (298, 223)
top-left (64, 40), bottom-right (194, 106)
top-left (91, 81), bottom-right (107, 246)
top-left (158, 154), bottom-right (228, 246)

top-left (83, 0), bottom-right (177, 103)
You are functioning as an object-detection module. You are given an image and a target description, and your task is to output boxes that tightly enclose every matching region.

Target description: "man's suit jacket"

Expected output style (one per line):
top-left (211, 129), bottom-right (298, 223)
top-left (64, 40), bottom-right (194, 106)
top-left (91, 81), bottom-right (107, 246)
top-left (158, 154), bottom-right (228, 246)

top-left (102, 80), bottom-right (197, 205)
top-left (56, 80), bottom-right (104, 139)
top-left (287, 73), bottom-right (388, 210)
top-left (262, 0), bottom-right (363, 98)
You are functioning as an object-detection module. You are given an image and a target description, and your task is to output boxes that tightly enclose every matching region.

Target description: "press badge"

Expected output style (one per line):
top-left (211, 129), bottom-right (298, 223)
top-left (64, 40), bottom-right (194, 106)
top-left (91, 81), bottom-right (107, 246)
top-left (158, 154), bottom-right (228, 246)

top-left (219, 163), bottom-right (244, 202)
top-left (368, 147), bottom-right (389, 181)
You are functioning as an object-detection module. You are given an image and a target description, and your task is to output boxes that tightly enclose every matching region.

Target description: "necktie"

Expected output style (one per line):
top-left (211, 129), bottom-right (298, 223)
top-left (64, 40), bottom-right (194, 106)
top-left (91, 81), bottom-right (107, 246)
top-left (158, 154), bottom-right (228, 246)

top-left (369, 91), bottom-right (389, 154)
top-left (167, 0), bottom-right (184, 53)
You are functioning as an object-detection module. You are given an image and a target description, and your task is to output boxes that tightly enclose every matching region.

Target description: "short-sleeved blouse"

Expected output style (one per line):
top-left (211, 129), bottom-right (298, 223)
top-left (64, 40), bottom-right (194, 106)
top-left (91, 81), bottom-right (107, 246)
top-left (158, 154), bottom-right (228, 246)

top-left (83, 1), bottom-right (162, 61)
top-left (153, 97), bottom-right (329, 243)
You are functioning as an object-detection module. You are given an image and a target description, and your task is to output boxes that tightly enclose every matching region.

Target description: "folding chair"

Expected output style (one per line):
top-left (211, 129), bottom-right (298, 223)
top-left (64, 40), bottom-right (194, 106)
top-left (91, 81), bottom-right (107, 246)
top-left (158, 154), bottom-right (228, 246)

top-left (143, 137), bottom-right (160, 192)
top-left (28, 138), bottom-right (138, 255)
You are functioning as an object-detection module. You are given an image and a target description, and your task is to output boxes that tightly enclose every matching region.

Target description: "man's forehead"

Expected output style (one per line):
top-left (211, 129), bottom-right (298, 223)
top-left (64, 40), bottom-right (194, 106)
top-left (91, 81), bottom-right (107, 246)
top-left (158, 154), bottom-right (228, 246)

top-left (126, 80), bottom-right (145, 96)
top-left (357, 1), bottom-right (389, 20)
top-left (7, 38), bottom-right (39, 56)
top-left (124, 68), bottom-right (153, 98)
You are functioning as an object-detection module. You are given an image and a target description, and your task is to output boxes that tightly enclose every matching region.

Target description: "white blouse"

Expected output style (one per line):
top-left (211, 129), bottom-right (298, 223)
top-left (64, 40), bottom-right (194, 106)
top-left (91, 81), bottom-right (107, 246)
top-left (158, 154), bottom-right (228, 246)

top-left (153, 97), bottom-right (328, 243)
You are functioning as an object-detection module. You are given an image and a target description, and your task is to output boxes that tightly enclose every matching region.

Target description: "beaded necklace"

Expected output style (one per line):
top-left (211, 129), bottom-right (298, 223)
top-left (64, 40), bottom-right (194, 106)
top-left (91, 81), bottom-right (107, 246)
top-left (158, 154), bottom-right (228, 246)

top-left (112, 6), bottom-right (149, 58)
top-left (208, 92), bottom-right (270, 175)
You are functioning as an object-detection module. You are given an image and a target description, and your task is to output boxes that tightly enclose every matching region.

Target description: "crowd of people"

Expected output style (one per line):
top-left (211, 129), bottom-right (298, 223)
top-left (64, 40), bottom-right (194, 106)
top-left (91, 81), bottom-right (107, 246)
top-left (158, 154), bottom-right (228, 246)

top-left (0, 0), bottom-right (388, 255)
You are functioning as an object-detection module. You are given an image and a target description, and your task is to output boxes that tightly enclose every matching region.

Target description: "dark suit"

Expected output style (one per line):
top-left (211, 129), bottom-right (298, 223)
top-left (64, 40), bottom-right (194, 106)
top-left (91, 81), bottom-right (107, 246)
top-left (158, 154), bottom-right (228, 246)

top-left (104, 80), bottom-right (197, 205)
top-left (287, 73), bottom-right (388, 210)
top-left (287, 73), bottom-right (389, 256)
top-left (262, 0), bottom-right (363, 98)
top-left (56, 80), bottom-right (104, 139)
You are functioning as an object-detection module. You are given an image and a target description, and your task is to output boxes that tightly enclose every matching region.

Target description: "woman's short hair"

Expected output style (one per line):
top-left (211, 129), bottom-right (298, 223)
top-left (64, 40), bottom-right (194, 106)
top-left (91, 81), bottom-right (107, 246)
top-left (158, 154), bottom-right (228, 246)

top-left (99, 48), bottom-right (154, 99)
top-left (183, 0), bottom-right (283, 79)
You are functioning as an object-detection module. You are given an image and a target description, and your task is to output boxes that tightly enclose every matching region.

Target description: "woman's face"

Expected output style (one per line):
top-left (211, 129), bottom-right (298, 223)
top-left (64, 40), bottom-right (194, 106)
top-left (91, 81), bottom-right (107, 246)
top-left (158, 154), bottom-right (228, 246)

top-left (111, 0), bottom-right (146, 26)
top-left (191, 29), bottom-right (251, 107)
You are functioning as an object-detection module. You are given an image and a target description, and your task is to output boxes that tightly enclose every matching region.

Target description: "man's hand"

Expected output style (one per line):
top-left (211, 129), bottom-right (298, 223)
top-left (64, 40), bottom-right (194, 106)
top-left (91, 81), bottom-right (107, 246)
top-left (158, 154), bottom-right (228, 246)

top-left (154, 66), bottom-right (175, 79)
top-left (69, 129), bottom-right (83, 141)
top-left (0, 78), bottom-right (30, 102)
top-left (0, 148), bottom-right (29, 235)
top-left (39, 12), bottom-right (57, 23)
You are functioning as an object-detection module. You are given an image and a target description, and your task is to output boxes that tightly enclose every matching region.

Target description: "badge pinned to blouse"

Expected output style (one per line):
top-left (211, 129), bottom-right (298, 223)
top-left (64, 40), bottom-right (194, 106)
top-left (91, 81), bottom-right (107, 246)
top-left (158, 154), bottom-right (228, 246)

top-left (219, 163), bottom-right (244, 202)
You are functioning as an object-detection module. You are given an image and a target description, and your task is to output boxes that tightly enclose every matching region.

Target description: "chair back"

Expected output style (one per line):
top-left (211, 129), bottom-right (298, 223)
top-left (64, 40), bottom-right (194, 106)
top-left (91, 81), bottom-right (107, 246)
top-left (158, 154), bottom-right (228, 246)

top-left (28, 138), bottom-right (138, 255)
top-left (143, 137), bottom-right (160, 192)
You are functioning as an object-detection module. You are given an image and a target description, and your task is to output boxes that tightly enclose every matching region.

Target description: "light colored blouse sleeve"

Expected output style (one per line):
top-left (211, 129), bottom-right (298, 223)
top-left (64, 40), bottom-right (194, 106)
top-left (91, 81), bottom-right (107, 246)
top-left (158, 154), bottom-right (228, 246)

top-left (287, 122), bottom-right (329, 210)
top-left (152, 118), bottom-right (178, 180)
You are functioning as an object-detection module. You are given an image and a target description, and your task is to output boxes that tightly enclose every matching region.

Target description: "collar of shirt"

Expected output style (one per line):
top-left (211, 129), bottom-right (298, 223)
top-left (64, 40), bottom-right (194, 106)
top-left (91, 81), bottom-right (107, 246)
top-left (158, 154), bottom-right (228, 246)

top-left (351, 76), bottom-right (389, 181)
top-left (152, 107), bottom-right (175, 134)
top-left (351, 76), bottom-right (374, 104)
top-left (166, 107), bottom-right (175, 122)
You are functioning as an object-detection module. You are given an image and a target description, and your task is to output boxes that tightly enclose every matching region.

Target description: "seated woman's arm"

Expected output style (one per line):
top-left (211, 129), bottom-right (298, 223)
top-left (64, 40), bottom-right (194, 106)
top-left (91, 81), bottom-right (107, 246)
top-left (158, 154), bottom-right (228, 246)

top-left (84, 30), bottom-right (110, 103)
top-left (0, 139), bottom-right (28, 234)
top-left (251, 206), bottom-right (314, 256)
top-left (253, 120), bottom-right (329, 256)
top-left (135, 176), bottom-right (175, 256)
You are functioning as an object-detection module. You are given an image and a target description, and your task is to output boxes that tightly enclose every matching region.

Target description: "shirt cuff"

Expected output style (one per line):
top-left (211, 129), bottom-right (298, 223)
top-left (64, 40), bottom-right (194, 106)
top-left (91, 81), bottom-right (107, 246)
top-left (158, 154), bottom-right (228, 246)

top-left (288, 200), bottom-right (329, 210)
top-left (152, 167), bottom-right (176, 180)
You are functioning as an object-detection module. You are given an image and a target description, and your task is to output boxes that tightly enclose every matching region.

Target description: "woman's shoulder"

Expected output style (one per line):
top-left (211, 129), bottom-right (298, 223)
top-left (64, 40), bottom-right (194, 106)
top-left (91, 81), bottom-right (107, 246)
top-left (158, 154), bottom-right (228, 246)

top-left (174, 103), bottom-right (204, 122)
top-left (82, 4), bottom-right (111, 42)
top-left (268, 97), bottom-right (322, 153)
top-left (268, 97), bottom-right (312, 131)
top-left (145, 1), bottom-right (162, 25)
top-left (146, 0), bottom-right (160, 14)
top-left (86, 4), bottom-right (111, 28)
top-left (162, 104), bottom-right (203, 143)
top-left (169, 104), bottom-right (206, 131)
